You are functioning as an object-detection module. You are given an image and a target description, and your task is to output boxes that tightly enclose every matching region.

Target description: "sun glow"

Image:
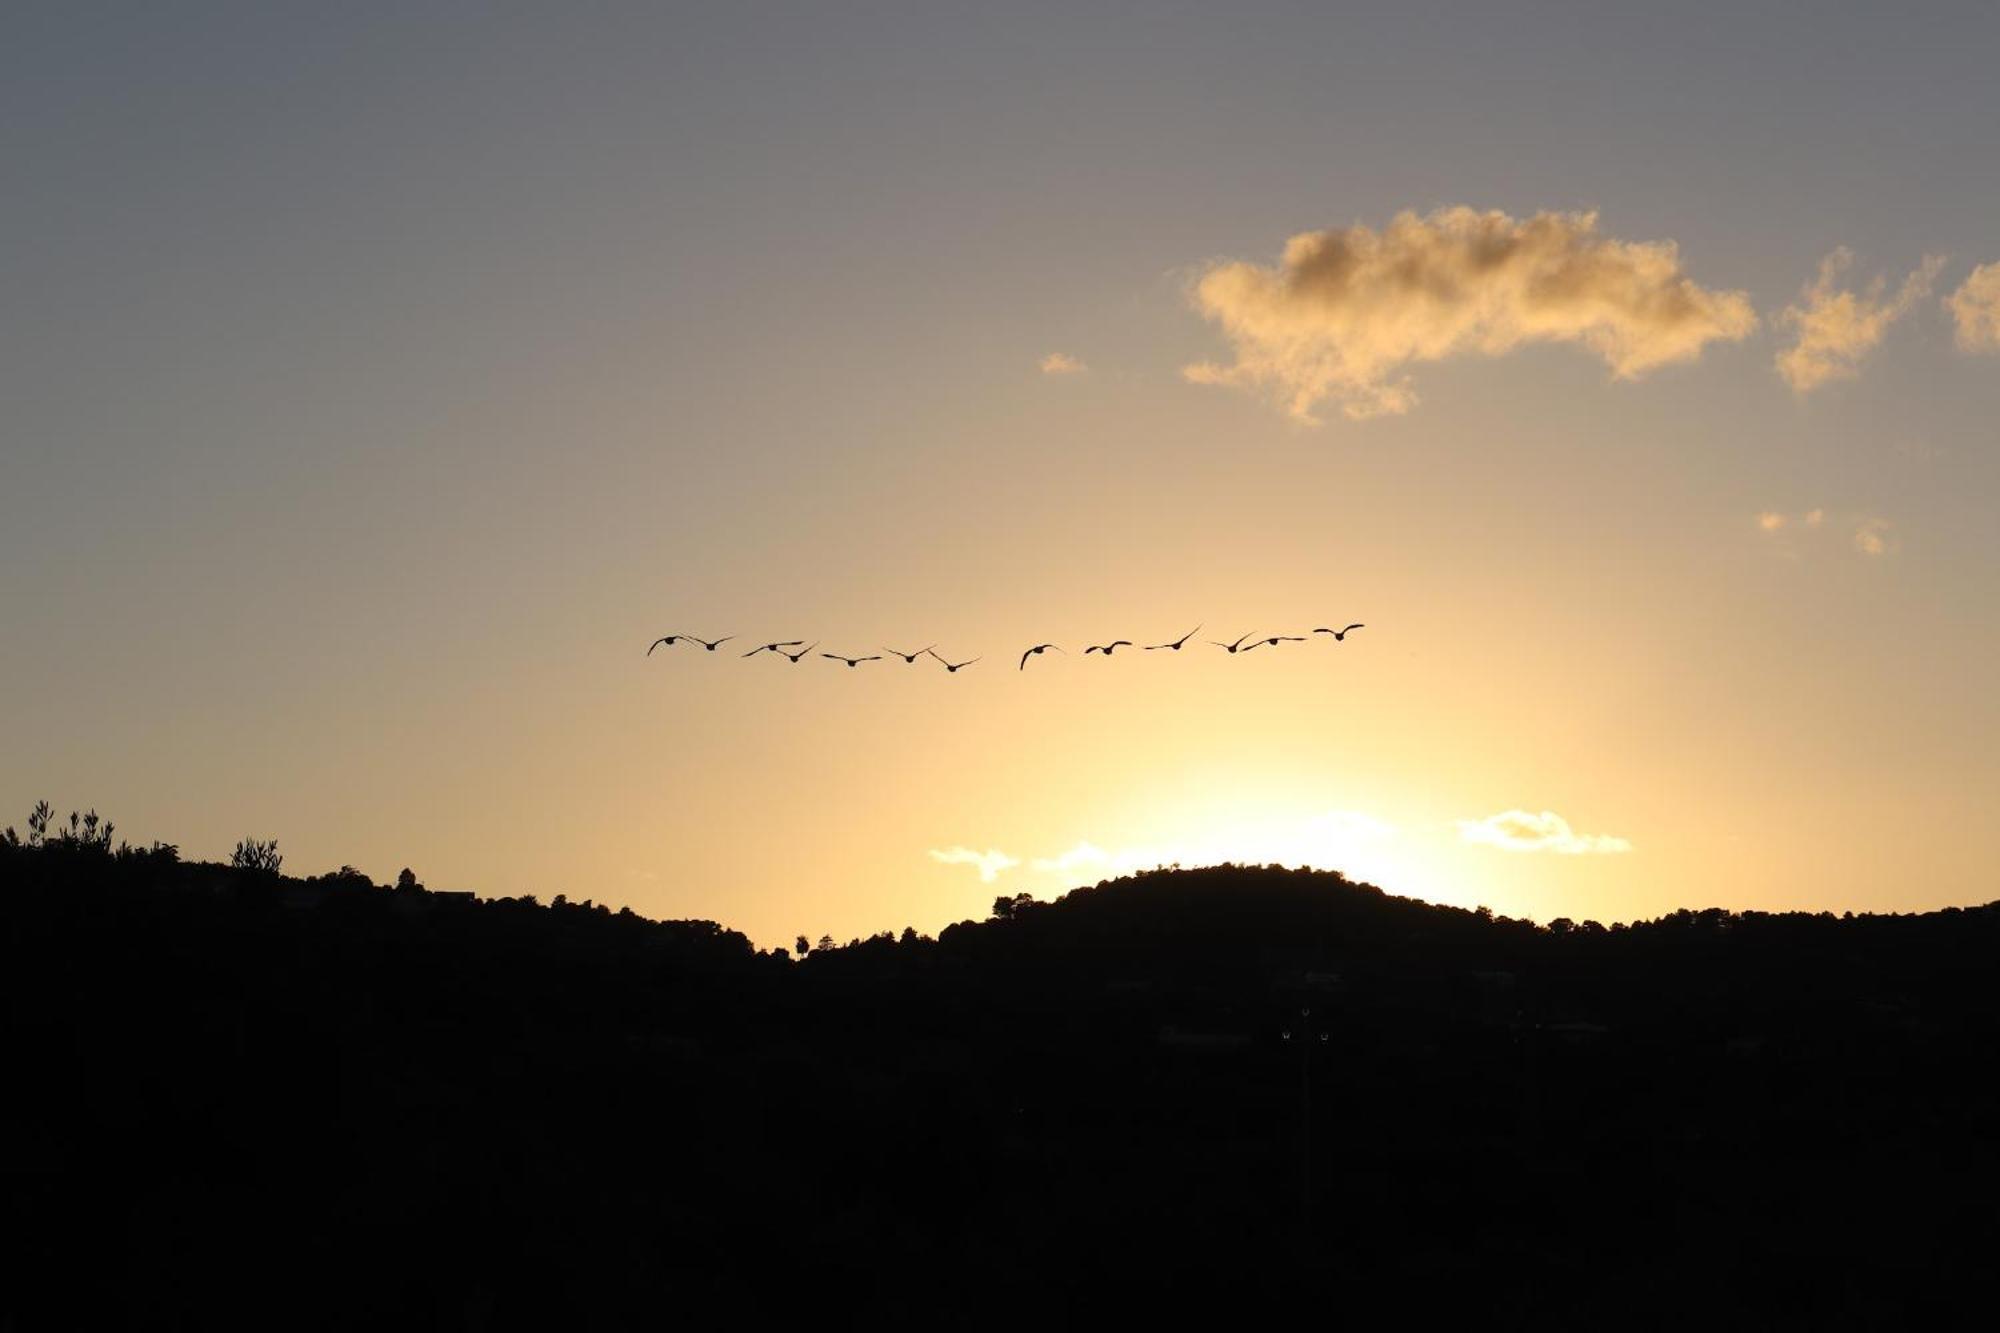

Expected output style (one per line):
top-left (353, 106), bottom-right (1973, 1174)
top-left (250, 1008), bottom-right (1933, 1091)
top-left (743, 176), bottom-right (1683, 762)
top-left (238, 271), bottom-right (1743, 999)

top-left (1012, 806), bottom-right (1468, 914)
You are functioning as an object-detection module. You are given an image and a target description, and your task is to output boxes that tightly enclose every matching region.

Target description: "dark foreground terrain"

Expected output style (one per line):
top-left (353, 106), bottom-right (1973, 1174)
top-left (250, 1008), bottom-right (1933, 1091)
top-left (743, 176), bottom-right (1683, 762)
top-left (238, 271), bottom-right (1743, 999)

top-left (3, 816), bottom-right (1997, 1329)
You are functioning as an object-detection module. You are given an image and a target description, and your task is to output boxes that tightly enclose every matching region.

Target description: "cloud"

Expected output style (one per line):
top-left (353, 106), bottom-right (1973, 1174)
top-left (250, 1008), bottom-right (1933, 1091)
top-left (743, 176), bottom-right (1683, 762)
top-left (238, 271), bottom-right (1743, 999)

top-left (928, 846), bottom-right (1020, 883)
top-left (1180, 206), bottom-right (1756, 422)
top-left (1776, 249), bottom-right (1946, 392)
top-left (1458, 810), bottom-right (1631, 855)
top-left (1039, 351), bottom-right (1088, 375)
top-left (1945, 261), bottom-right (2000, 353)
top-left (1756, 508), bottom-right (1893, 557)
top-left (1030, 842), bottom-right (1114, 873)
top-left (1757, 508), bottom-right (1825, 534)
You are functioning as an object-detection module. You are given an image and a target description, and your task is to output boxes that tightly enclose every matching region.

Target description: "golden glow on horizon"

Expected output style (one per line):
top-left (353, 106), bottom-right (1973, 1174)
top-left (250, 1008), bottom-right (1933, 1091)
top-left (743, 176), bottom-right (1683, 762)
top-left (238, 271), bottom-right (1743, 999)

top-left (9, 88), bottom-right (1997, 953)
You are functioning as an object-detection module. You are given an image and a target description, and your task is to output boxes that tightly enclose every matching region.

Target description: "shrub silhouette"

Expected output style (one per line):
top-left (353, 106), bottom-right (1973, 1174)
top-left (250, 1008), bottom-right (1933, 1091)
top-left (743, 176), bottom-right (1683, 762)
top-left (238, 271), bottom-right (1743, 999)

top-left (229, 837), bottom-right (283, 874)
top-left (3, 800), bottom-right (115, 854)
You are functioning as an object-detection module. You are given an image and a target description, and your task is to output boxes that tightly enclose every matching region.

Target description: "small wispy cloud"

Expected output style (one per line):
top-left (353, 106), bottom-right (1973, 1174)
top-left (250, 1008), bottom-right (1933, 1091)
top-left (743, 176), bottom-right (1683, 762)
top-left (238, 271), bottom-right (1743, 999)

top-left (1756, 508), bottom-right (1894, 558)
top-left (1776, 249), bottom-right (1946, 393)
top-left (929, 846), bottom-right (1020, 883)
top-left (1039, 351), bottom-right (1088, 376)
top-left (1756, 508), bottom-right (1824, 534)
top-left (1945, 261), bottom-right (2000, 354)
top-left (1853, 517), bottom-right (1895, 557)
top-left (1181, 206), bottom-right (1756, 423)
top-left (1458, 810), bottom-right (1631, 855)
top-left (1030, 842), bottom-right (1114, 873)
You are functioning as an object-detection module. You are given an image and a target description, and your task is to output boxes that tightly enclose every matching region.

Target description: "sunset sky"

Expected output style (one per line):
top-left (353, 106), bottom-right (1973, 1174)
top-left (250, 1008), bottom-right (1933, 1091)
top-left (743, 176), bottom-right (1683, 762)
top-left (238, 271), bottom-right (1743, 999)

top-left (5, 4), bottom-right (1997, 948)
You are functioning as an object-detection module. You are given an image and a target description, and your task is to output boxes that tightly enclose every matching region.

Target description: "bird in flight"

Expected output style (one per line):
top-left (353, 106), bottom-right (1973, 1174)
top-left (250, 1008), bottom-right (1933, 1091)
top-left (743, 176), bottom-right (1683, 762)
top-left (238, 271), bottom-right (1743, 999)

top-left (777, 642), bottom-right (818, 663)
top-left (1244, 635), bottom-right (1307, 651)
top-left (681, 635), bottom-right (733, 652)
top-left (931, 653), bottom-right (980, 673)
top-left (1084, 641), bottom-right (1133, 655)
top-left (1208, 633), bottom-right (1257, 654)
top-left (1144, 625), bottom-right (1201, 651)
top-left (1019, 643), bottom-right (1064, 671)
top-left (647, 635), bottom-right (691, 655)
top-left (743, 640), bottom-right (806, 657)
top-left (822, 652), bottom-right (882, 668)
top-left (1315, 623), bottom-right (1366, 641)
top-left (883, 645), bottom-right (936, 664)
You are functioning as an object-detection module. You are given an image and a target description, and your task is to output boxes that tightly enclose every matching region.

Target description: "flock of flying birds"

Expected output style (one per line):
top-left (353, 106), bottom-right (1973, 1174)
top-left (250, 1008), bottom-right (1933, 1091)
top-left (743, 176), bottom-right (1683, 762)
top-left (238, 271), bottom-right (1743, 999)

top-left (646, 622), bottom-right (1366, 672)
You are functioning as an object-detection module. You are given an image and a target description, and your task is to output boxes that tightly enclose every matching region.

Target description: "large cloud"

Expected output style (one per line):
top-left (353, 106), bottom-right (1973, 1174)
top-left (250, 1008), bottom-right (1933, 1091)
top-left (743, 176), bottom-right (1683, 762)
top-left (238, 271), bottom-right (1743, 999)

top-left (1776, 249), bottom-right (1946, 392)
top-left (1458, 809), bottom-right (1631, 855)
top-left (1945, 261), bottom-right (2000, 353)
top-left (1181, 206), bottom-right (1757, 422)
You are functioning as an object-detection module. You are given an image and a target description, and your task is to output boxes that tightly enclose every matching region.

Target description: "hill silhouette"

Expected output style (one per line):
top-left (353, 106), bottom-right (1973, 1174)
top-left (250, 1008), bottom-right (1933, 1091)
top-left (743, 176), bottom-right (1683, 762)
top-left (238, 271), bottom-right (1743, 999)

top-left (4, 806), bottom-right (1997, 1328)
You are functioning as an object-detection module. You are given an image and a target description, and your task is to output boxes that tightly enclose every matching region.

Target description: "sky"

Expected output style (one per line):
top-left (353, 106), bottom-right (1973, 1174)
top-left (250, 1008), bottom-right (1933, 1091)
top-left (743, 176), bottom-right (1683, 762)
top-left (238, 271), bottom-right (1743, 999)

top-left (5, 2), bottom-right (1998, 948)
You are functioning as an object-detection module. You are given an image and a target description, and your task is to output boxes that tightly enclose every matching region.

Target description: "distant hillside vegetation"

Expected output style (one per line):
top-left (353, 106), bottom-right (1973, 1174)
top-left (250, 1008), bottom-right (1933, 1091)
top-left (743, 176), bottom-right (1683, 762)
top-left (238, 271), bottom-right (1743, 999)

top-left (5, 805), bottom-right (1997, 1328)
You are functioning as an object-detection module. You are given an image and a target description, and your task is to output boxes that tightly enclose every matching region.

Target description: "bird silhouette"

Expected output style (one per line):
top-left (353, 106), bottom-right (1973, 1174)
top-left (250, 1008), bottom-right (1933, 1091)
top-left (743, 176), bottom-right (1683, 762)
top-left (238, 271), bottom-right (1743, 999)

top-left (1243, 635), bottom-right (1307, 651)
top-left (822, 652), bottom-right (881, 668)
top-left (647, 635), bottom-right (691, 655)
top-left (1207, 633), bottom-right (1257, 654)
top-left (883, 645), bottom-right (936, 664)
top-left (686, 635), bottom-right (734, 652)
top-left (743, 640), bottom-right (806, 657)
top-left (1314, 623), bottom-right (1366, 641)
top-left (777, 642), bottom-right (818, 663)
top-left (931, 654), bottom-right (980, 673)
top-left (1144, 625), bottom-right (1201, 651)
top-left (1084, 641), bottom-right (1133, 655)
top-left (1018, 643), bottom-right (1064, 671)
